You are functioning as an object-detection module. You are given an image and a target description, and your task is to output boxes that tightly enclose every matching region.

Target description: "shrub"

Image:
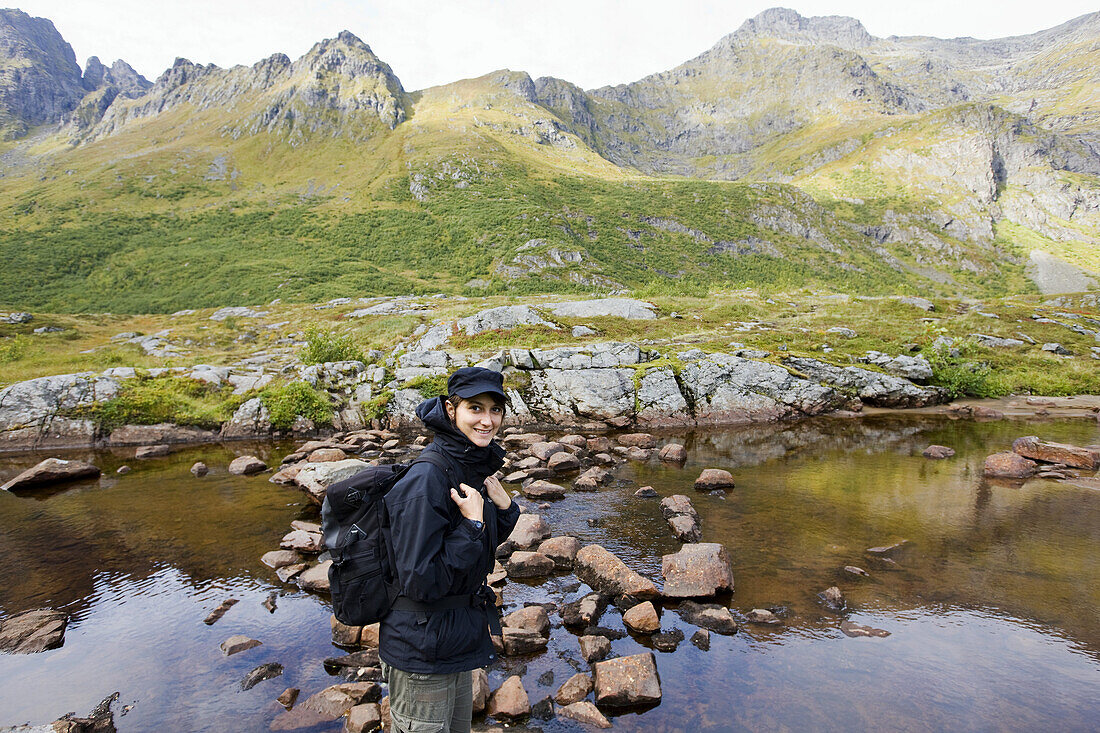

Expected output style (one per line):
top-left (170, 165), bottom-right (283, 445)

top-left (927, 341), bottom-right (994, 398)
top-left (403, 375), bottom-right (448, 398)
top-left (75, 374), bottom-right (243, 430)
top-left (0, 335), bottom-right (28, 363)
top-left (261, 381), bottom-right (334, 429)
top-left (361, 389), bottom-right (394, 421)
top-left (300, 326), bottom-right (363, 365)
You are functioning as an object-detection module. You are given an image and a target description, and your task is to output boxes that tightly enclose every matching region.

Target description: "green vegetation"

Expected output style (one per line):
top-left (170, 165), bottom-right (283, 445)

top-left (927, 340), bottom-right (994, 399)
top-left (403, 374), bottom-right (447, 398)
top-left (72, 374), bottom-right (244, 430)
top-left (260, 381), bottom-right (333, 429)
top-left (300, 325), bottom-right (364, 364)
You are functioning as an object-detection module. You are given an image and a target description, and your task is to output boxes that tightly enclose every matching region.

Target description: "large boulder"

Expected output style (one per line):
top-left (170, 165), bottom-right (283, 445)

top-left (783, 356), bottom-right (946, 408)
top-left (504, 514), bottom-right (552, 550)
top-left (1012, 436), bottom-right (1099, 470)
top-left (983, 452), bottom-right (1038, 478)
top-left (221, 397), bottom-right (272, 439)
top-left (637, 367), bottom-right (691, 424)
top-left (457, 305), bottom-right (555, 335)
top-left (545, 298), bottom-right (657, 320)
top-left (524, 368), bottom-right (636, 422)
top-left (694, 468), bottom-right (735, 491)
top-left (0, 372), bottom-right (119, 450)
top-left (537, 536), bottom-right (582, 569)
top-left (228, 455), bottom-right (267, 475)
top-left (1, 457), bottom-right (100, 491)
top-left (574, 545), bottom-right (659, 600)
top-left (503, 606), bottom-right (550, 636)
top-left (593, 653), bottom-right (662, 707)
top-left (0, 609), bottom-right (67, 653)
top-left (661, 543), bottom-right (734, 598)
top-left (859, 351), bottom-right (934, 382)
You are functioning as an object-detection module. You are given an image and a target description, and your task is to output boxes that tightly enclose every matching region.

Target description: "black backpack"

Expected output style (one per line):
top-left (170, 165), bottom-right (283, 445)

top-left (321, 451), bottom-right (456, 627)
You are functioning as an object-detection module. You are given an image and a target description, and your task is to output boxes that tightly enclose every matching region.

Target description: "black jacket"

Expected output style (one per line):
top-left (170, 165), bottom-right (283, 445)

top-left (378, 396), bottom-right (520, 673)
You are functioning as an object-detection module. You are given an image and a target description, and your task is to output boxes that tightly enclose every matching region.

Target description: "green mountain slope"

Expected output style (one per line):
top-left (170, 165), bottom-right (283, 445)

top-left (0, 9), bottom-right (1097, 312)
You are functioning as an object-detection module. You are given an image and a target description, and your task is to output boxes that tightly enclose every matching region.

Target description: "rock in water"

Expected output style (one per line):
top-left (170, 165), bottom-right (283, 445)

top-left (694, 468), bottom-right (735, 491)
top-left (746, 608), bottom-right (783, 625)
top-left (221, 635), bottom-right (262, 656)
top-left (575, 545), bottom-right (659, 599)
top-left (983, 452), bottom-right (1037, 478)
top-left (1, 457), bottom-right (100, 491)
top-left (819, 586), bottom-right (846, 611)
top-left (578, 634), bottom-right (611, 662)
top-left (555, 673), bottom-right (594, 705)
top-left (840, 620), bottom-right (891, 638)
top-left (559, 701), bottom-right (612, 728)
top-left (661, 543), bottom-right (734, 598)
top-left (203, 598), bottom-right (238, 625)
top-left (537, 536), bottom-right (582, 569)
top-left (191, 461), bottom-right (209, 476)
top-left (922, 445), bottom-right (955, 459)
top-left (623, 601), bottom-right (661, 634)
top-left (0, 608), bottom-right (68, 653)
top-left (228, 455), bottom-right (267, 475)
top-left (486, 675), bottom-right (530, 720)
top-left (241, 662), bottom-right (284, 690)
top-left (1012, 436), bottom-right (1099, 470)
top-left (593, 653), bottom-right (662, 707)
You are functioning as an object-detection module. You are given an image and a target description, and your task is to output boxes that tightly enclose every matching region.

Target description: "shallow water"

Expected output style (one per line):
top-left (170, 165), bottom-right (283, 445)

top-left (0, 416), bottom-right (1098, 732)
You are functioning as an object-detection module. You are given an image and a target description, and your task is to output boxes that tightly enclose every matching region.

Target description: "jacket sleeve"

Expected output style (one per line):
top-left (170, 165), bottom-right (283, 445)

top-left (494, 500), bottom-right (521, 547)
top-left (385, 464), bottom-right (484, 602)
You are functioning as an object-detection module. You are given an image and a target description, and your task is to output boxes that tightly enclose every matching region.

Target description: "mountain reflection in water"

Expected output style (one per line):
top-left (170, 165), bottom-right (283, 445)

top-left (0, 417), bottom-right (1097, 731)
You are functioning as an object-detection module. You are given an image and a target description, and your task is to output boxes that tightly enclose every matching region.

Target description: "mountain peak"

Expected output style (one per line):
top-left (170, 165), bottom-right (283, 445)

top-left (732, 7), bottom-right (874, 49)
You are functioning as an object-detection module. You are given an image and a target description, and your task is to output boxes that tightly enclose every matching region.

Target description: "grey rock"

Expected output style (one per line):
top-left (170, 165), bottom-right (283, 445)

top-left (784, 356), bottom-right (946, 408)
top-left (1, 457), bottom-right (100, 491)
top-left (860, 351), bottom-right (934, 381)
top-left (0, 608), bottom-right (67, 653)
top-left (221, 634), bottom-right (262, 656)
top-left (241, 662), bottom-right (284, 690)
top-left (972, 333), bottom-right (1025, 348)
top-left (456, 305), bottom-right (555, 335)
top-left (546, 298), bottom-right (656, 320)
top-left (210, 306), bottom-right (268, 321)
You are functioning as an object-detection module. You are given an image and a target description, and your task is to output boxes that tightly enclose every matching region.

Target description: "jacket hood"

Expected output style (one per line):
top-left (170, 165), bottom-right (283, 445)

top-left (416, 396), bottom-right (505, 470)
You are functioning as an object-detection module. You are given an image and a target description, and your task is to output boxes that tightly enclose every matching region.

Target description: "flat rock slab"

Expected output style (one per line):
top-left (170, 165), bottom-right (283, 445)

top-left (281, 529), bottom-right (323, 553)
top-left (537, 536), bottom-right (582, 569)
top-left (203, 598), bottom-right (239, 625)
top-left (502, 627), bottom-right (549, 656)
top-left (0, 608), bottom-right (67, 653)
top-left (221, 635), bottom-right (262, 656)
top-left (298, 560), bottom-right (333, 593)
top-left (135, 444), bottom-right (171, 458)
top-left (617, 433), bottom-right (657, 449)
top-left (1012, 436), bottom-right (1099, 470)
top-left (2, 458), bottom-right (100, 491)
top-left (661, 543), bottom-right (734, 598)
top-left (658, 443), bottom-right (688, 462)
top-left (521, 480), bottom-right (566, 500)
top-left (547, 452), bottom-right (581, 473)
top-left (840, 620), bottom-right (891, 638)
top-left (922, 445), bottom-right (955, 459)
top-left (261, 550), bottom-right (302, 569)
top-left (575, 545), bottom-right (659, 600)
top-left (299, 682), bottom-right (381, 720)
top-left (676, 601), bottom-right (739, 635)
top-left (506, 551), bottom-right (556, 578)
top-left (593, 652), bottom-right (662, 707)
top-left (503, 606), bottom-right (550, 636)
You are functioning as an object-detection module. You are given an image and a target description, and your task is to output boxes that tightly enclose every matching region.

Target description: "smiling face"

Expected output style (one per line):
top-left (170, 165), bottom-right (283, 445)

top-left (445, 393), bottom-right (505, 447)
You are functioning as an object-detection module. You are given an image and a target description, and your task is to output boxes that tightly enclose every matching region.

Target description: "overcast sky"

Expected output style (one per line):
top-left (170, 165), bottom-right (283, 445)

top-left (12, 1), bottom-right (1099, 91)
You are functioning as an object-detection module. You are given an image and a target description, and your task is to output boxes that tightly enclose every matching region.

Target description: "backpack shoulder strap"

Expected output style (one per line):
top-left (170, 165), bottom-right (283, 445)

top-left (412, 450), bottom-right (460, 489)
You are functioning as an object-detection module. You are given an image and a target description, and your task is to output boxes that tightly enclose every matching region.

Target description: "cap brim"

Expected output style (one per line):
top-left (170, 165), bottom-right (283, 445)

top-left (453, 384), bottom-right (506, 400)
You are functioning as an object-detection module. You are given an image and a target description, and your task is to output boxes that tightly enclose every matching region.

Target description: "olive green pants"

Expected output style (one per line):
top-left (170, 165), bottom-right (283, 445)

top-left (381, 661), bottom-right (473, 733)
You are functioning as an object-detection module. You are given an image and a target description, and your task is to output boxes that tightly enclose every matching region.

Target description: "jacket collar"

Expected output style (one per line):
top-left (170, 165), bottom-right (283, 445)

top-left (416, 396), bottom-right (505, 473)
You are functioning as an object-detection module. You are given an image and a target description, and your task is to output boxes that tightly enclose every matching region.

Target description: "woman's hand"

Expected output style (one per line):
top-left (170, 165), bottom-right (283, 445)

top-left (450, 483), bottom-right (485, 523)
top-left (484, 474), bottom-right (511, 510)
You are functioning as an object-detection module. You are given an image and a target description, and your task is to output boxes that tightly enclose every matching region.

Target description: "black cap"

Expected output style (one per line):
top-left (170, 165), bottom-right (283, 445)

top-left (447, 366), bottom-right (506, 401)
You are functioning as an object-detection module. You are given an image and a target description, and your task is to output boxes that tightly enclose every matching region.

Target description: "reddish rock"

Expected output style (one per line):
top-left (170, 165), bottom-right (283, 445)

top-left (228, 455), bottom-right (267, 475)
top-left (677, 601), bottom-right (739, 635)
top-left (291, 520), bottom-right (321, 533)
top-left (331, 616), bottom-right (362, 647)
top-left (276, 563), bottom-right (307, 582)
top-left (587, 437), bottom-right (612, 453)
top-left (299, 682), bottom-right (381, 719)
top-left (276, 687), bottom-right (299, 709)
top-left (560, 701), bottom-right (612, 728)
top-left (135, 444), bottom-right (171, 458)
top-left (531, 441), bottom-right (567, 461)
top-left (559, 434), bottom-right (588, 447)
top-left (1, 457), bottom-right (101, 491)
top-left (487, 675), bottom-right (530, 720)
top-left (537, 536), bottom-right (582, 569)
top-left (487, 560), bottom-right (507, 585)
top-left (262, 550), bottom-right (302, 569)
top-left (360, 623), bottom-right (380, 648)
top-left (617, 433), bottom-right (656, 449)
top-left (506, 551), bottom-right (555, 578)
top-left (221, 634), bottom-right (262, 656)
top-left (472, 669), bottom-right (489, 713)
top-left (658, 443), bottom-right (688, 462)
top-left (345, 703), bottom-right (381, 732)
top-left (623, 601), bottom-right (660, 634)
top-left (626, 446), bottom-right (653, 461)
top-left (579, 634), bottom-right (611, 663)
top-left (503, 605), bottom-right (550, 636)
top-left (922, 445), bottom-right (955, 459)
top-left (521, 479), bottom-right (566, 500)
top-left (661, 543), bottom-right (734, 598)
top-left (694, 468), bottom-right (735, 490)
top-left (503, 432), bottom-right (548, 448)
top-left (548, 451), bottom-right (582, 473)
top-left (983, 452), bottom-right (1038, 478)
top-left (555, 672), bottom-right (594, 705)
top-left (634, 486), bottom-right (658, 498)
top-left (572, 467), bottom-right (608, 491)
top-left (0, 609), bottom-right (67, 653)
top-left (593, 653), bottom-right (662, 707)
top-left (575, 545), bottom-right (660, 600)
top-left (298, 560), bottom-right (333, 592)
top-left (1012, 436), bottom-right (1099, 470)
top-left (502, 627), bottom-right (549, 655)
top-left (973, 406), bottom-right (1004, 419)
top-left (562, 592), bottom-right (609, 627)
top-left (309, 448), bottom-right (348, 462)
top-left (281, 529), bottom-right (323, 553)
top-left (667, 515), bottom-right (701, 543)
top-left (819, 586), bottom-right (845, 611)
top-left (505, 514), bottom-right (552, 549)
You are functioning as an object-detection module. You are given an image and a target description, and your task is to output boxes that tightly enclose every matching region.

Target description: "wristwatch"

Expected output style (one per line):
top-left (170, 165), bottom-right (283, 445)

top-left (468, 519), bottom-right (484, 532)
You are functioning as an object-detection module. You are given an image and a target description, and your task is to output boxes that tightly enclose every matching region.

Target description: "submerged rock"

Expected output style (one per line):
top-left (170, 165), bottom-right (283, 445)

top-left (840, 620), bottom-right (891, 638)
top-left (676, 601), bottom-right (738, 635)
top-left (819, 586), bottom-right (846, 611)
top-left (922, 445), bottom-right (955, 459)
top-left (203, 598), bottom-right (239, 625)
top-left (746, 608), bottom-right (782, 625)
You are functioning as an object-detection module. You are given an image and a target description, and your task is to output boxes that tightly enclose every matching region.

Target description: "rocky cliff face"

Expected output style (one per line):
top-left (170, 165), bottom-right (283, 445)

top-left (78, 31), bottom-right (407, 144)
top-left (0, 9), bottom-right (85, 138)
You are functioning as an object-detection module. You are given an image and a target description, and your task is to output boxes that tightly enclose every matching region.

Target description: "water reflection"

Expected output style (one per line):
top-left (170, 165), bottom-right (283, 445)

top-left (0, 417), bottom-right (1097, 731)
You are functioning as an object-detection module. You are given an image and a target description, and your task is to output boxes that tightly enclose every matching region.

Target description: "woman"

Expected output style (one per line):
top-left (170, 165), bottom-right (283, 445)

top-left (380, 366), bottom-right (520, 733)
